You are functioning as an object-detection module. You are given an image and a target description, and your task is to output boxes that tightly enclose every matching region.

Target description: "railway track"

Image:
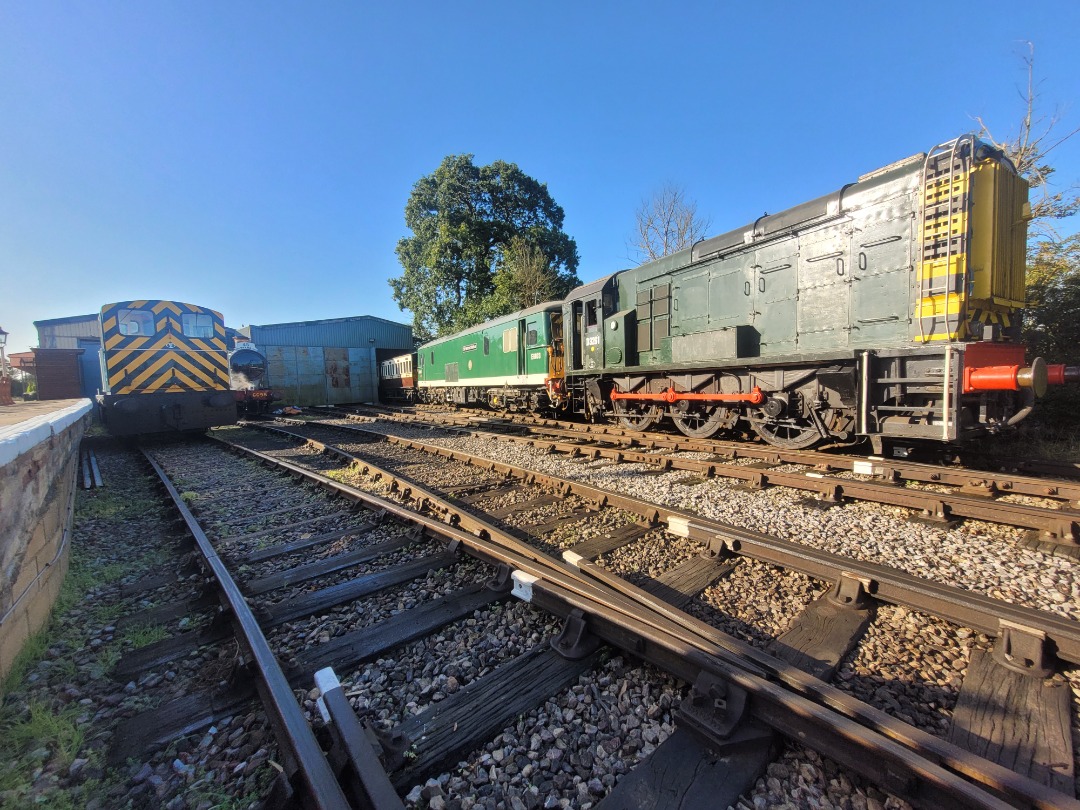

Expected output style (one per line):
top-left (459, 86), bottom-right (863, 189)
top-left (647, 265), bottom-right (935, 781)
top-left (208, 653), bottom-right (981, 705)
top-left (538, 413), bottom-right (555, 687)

top-left (318, 405), bottom-right (1080, 558)
top-left (133, 418), bottom-right (1078, 807)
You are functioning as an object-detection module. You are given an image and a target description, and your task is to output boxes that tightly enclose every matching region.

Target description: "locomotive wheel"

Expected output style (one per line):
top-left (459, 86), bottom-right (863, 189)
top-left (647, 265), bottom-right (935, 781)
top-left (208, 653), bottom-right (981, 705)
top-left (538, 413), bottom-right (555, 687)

top-left (752, 417), bottom-right (822, 449)
top-left (613, 400), bottom-right (663, 431)
top-left (670, 404), bottom-right (733, 439)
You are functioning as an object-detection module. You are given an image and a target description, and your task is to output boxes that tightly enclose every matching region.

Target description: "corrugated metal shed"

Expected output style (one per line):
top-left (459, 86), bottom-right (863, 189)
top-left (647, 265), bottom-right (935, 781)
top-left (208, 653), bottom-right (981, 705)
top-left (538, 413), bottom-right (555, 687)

top-left (33, 349), bottom-right (85, 400)
top-left (244, 315), bottom-right (413, 407)
top-left (34, 314), bottom-right (101, 349)
top-left (246, 315), bottom-right (412, 349)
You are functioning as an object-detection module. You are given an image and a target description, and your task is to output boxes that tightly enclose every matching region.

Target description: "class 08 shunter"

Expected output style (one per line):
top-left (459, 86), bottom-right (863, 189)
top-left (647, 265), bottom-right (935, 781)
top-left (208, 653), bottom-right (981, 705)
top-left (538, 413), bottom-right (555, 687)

top-left (96, 300), bottom-right (237, 435)
top-left (414, 134), bottom-right (1078, 451)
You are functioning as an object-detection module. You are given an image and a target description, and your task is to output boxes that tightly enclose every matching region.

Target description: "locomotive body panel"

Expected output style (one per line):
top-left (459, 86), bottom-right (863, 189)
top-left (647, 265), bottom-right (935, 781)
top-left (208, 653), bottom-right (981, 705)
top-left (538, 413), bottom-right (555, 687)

top-left (556, 135), bottom-right (1045, 446)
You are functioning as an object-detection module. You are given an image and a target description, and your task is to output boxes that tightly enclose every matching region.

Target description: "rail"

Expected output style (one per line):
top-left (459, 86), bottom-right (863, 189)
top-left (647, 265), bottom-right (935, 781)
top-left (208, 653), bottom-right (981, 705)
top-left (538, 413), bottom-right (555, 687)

top-left (214, 426), bottom-right (1080, 809)
top-left (141, 449), bottom-right (352, 810)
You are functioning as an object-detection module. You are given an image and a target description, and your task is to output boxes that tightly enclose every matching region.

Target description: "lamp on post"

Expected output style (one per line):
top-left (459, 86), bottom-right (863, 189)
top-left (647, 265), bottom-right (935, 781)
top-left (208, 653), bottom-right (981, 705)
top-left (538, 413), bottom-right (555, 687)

top-left (0, 325), bottom-right (12, 406)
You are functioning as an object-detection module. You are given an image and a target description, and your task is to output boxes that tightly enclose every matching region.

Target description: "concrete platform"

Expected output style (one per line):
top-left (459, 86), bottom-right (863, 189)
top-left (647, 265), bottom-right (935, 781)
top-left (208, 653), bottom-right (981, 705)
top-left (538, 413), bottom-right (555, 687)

top-left (0, 398), bottom-right (91, 428)
top-left (1, 398), bottom-right (94, 686)
top-left (0, 399), bottom-right (93, 467)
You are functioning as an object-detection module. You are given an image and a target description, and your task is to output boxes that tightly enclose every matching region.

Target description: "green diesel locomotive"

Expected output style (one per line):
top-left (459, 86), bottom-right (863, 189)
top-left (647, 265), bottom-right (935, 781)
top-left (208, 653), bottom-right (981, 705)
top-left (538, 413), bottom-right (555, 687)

top-left (417, 135), bottom-right (1077, 451)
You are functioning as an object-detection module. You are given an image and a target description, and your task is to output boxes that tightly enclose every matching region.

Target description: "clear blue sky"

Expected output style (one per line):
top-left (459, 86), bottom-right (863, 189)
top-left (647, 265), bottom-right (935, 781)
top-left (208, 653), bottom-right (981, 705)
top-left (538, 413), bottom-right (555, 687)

top-left (3, 1), bottom-right (1079, 355)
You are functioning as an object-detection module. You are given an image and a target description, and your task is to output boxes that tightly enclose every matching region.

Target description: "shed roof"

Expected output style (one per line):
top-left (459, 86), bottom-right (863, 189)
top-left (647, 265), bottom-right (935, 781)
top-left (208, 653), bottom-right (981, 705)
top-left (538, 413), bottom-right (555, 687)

top-left (33, 314), bottom-right (98, 328)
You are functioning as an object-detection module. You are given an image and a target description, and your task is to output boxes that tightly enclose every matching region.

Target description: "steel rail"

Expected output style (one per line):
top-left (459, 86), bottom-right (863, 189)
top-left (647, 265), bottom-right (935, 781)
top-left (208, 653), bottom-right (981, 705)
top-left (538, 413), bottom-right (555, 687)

top-left (245, 420), bottom-right (1080, 666)
top-left (141, 450), bottom-right (352, 810)
top-left (515, 574), bottom-right (1076, 810)
top-left (323, 410), bottom-right (1080, 546)
top-left (329, 405), bottom-right (1080, 503)
top-left (558, 552), bottom-right (1077, 810)
top-left (213, 430), bottom-right (1077, 810)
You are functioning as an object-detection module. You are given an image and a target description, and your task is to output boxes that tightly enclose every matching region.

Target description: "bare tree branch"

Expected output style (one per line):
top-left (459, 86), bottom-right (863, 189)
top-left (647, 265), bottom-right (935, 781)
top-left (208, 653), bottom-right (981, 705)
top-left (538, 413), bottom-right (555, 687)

top-left (629, 183), bottom-right (711, 263)
top-left (975, 42), bottom-right (1080, 242)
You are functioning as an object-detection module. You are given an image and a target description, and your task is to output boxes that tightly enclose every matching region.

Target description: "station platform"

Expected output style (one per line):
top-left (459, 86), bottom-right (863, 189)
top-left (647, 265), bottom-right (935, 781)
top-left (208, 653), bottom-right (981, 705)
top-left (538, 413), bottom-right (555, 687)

top-left (0, 399), bottom-right (94, 467)
top-left (0, 398), bottom-right (91, 428)
top-left (1, 398), bottom-right (94, 685)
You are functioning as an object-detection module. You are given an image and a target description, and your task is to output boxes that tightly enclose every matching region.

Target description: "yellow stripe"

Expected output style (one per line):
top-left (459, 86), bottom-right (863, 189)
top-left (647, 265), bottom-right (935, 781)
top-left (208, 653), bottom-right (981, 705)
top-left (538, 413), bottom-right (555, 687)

top-left (172, 369), bottom-right (203, 390)
top-left (919, 256), bottom-right (966, 279)
top-left (915, 297), bottom-right (965, 317)
top-left (143, 368), bottom-right (203, 392)
top-left (914, 331), bottom-right (962, 342)
top-left (107, 347), bottom-right (157, 385)
top-left (153, 301), bottom-right (183, 315)
top-left (128, 354), bottom-right (175, 390)
top-left (180, 345), bottom-right (228, 380)
top-left (171, 353), bottom-right (217, 387)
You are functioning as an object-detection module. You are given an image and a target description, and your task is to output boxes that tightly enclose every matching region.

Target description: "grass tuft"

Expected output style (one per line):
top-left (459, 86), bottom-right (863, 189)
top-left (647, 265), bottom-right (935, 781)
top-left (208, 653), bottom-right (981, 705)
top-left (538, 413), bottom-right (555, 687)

top-left (0, 699), bottom-right (87, 768)
top-left (120, 624), bottom-right (169, 648)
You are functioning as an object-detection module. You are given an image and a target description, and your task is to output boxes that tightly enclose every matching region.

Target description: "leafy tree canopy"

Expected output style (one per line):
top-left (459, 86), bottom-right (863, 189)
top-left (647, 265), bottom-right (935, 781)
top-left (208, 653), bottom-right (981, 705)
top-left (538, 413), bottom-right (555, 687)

top-left (1025, 234), bottom-right (1080, 365)
top-left (390, 155), bottom-right (580, 342)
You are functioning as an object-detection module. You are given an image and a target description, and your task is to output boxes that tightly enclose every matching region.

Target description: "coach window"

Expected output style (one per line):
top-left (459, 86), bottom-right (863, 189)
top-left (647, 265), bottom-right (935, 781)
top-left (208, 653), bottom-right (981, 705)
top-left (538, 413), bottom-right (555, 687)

top-left (503, 327), bottom-right (518, 352)
top-left (117, 309), bottom-right (155, 336)
top-left (182, 313), bottom-right (214, 338)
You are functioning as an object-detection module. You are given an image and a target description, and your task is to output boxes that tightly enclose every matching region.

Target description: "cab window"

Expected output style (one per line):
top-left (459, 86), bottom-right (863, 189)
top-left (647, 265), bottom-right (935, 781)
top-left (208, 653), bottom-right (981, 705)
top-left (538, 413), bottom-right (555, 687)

top-left (182, 313), bottom-right (215, 338)
top-left (117, 309), bottom-right (155, 336)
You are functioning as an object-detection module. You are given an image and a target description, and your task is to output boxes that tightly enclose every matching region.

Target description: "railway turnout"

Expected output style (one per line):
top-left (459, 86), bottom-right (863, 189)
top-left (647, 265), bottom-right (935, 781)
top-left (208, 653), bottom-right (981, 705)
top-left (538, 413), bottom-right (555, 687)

top-left (95, 419), bottom-right (1080, 808)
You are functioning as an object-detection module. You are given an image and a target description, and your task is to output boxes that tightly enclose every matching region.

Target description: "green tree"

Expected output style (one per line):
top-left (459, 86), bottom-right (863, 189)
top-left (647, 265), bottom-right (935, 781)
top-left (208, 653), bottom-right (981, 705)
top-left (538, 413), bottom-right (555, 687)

top-left (390, 155), bottom-right (579, 341)
top-left (1024, 234), bottom-right (1080, 365)
top-left (479, 236), bottom-right (580, 320)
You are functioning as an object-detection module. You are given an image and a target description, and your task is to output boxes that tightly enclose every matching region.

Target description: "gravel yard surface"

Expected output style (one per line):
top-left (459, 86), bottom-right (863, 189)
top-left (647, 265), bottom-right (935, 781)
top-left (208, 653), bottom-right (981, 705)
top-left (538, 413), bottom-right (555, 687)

top-left (0, 443), bottom-right (281, 809)
top-left (6, 422), bottom-right (1074, 809)
top-left (332, 418), bottom-right (1080, 621)
top-left (289, 416), bottom-right (1080, 805)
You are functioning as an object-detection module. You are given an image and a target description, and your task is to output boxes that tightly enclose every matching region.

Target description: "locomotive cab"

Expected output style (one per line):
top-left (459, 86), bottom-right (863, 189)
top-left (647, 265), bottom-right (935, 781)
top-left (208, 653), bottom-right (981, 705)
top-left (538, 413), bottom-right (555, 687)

top-left (564, 274), bottom-right (617, 374)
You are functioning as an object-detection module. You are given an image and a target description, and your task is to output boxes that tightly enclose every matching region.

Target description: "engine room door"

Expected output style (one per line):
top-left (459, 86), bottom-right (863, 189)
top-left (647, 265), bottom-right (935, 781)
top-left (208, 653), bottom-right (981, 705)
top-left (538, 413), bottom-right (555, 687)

top-left (580, 295), bottom-right (604, 371)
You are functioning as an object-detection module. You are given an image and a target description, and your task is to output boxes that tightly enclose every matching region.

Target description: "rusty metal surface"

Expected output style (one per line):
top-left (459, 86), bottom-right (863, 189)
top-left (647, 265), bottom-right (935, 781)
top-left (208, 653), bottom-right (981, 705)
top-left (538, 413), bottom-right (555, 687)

top-left (142, 449), bottom-right (353, 810)
top-left (31, 348), bottom-right (86, 400)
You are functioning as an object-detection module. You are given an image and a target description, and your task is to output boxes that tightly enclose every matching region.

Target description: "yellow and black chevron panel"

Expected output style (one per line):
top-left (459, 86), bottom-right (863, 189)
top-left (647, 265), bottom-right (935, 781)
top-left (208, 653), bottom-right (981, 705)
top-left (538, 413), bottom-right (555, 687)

top-left (915, 140), bottom-right (1029, 344)
top-left (99, 300), bottom-right (230, 395)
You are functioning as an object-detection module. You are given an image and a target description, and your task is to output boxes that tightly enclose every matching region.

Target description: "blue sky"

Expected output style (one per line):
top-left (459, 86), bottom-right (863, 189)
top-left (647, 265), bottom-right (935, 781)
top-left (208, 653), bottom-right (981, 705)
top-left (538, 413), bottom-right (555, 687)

top-left (3, 1), bottom-right (1079, 355)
